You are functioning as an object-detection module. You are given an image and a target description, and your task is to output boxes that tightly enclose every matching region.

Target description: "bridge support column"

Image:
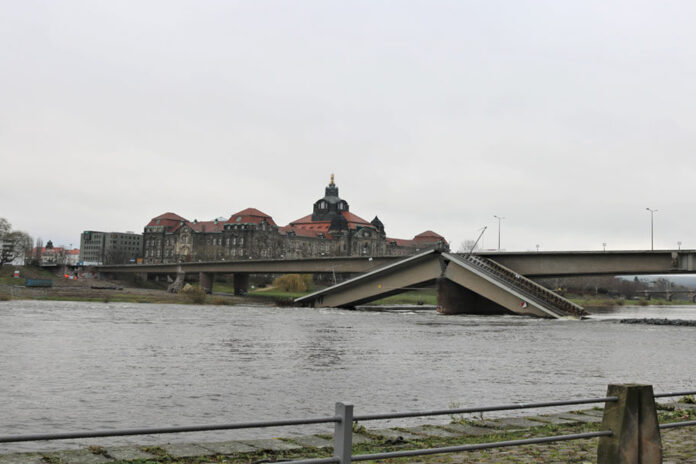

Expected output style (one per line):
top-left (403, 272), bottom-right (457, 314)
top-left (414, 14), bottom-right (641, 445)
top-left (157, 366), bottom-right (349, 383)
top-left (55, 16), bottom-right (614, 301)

top-left (436, 278), bottom-right (510, 315)
top-left (233, 273), bottom-right (249, 296)
top-left (199, 272), bottom-right (214, 294)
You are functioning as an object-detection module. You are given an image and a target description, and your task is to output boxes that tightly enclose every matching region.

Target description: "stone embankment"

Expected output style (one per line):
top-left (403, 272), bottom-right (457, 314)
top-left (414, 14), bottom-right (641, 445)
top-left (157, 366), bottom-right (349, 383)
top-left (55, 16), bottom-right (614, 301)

top-left (2, 403), bottom-right (694, 464)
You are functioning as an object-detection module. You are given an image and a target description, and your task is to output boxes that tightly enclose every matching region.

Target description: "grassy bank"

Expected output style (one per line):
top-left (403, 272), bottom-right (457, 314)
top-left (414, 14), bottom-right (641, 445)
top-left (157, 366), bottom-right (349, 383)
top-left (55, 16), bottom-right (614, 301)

top-left (0, 264), bottom-right (54, 285)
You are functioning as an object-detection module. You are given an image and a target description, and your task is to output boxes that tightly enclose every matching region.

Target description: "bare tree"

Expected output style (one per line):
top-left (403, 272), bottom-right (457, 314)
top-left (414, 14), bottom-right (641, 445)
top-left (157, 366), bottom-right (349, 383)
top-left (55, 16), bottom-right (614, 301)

top-left (0, 218), bottom-right (33, 265)
top-left (457, 239), bottom-right (480, 254)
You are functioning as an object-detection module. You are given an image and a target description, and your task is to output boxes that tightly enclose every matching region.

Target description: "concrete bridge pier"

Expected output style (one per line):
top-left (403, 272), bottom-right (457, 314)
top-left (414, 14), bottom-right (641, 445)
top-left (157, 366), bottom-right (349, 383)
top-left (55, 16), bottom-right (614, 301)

top-left (436, 277), bottom-right (511, 315)
top-left (234, 273), bottom-right (249, 296)
top-left (199, 272), bottom-right (214, 294)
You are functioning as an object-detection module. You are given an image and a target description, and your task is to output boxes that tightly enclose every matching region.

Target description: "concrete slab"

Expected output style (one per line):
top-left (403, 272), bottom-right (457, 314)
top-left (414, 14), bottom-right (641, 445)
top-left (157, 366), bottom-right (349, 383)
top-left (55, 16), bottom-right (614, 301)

top-left (288, 435), bottom-right (333, 449)
top-left (465, 419), bottom-right (505, 429)
top-left (0, 453), bottom-right (44, 464)
top-left (239, 439), bottom-right (301, 452)
top-left (43, 449), bottom-right (112, 464)
top-left (441, 423), bottom-right (498, 436)
top-left (369, 428), bottom-right (421, 441)
top-left (496, 417), bottom-right (544, 428)
top-left (103, 446), bottom-right (157, 461)
top-left (349, 434), bottom-right (372, 445)
top-left (159, 443), bottom-right (214, 458)
top-left (577, 409), bottom-right (604, 418)
top-left (557, 413), bottom-right (601, 424)
top-left (197, 441), bottom-right (257, 455)
top-left (528, 415), bottom-right (577, 425)
top-left (400, 426), bottom-right (459, 438)
top-left (675, 402), bottom-right (696, 410)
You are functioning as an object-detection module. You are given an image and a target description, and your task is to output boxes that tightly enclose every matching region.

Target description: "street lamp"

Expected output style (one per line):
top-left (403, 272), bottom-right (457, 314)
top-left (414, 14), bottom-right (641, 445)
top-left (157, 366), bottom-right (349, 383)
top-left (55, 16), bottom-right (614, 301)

top-left (646, 208), bottom-right (658, 250)
top-left (493, 215), bottom-right (505, 250)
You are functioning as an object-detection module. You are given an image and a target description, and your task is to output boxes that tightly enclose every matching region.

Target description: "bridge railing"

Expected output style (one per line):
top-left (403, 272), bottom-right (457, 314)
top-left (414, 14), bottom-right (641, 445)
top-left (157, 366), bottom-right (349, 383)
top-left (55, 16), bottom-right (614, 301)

top-left (462, 254), bottom-right (586, 317)
top-left (1, 384), bottom-right (694, 463)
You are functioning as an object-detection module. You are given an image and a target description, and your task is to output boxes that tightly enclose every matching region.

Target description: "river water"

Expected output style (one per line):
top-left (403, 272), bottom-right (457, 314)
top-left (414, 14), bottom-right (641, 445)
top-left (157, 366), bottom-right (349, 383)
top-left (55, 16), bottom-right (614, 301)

top-left (1, 300), bottom-right (695, 452)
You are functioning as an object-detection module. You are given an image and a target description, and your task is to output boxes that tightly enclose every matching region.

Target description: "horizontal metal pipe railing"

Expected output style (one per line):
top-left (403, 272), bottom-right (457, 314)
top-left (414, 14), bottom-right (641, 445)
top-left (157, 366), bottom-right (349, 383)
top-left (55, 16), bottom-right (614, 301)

top-left (1, 388), bottom-right (694, 464)
top-left (653, 390), bottom-right (696, 398)
top-left (353, 397), bottom-right (618, 421)
top-left (351, 430), bottom-right (614, 461)
top-left (286, 458), bottom-right (339, 464)
top-left (0, 416), bottom-right (340, 443)
top-left (659, 420), bottom-right (696, 430)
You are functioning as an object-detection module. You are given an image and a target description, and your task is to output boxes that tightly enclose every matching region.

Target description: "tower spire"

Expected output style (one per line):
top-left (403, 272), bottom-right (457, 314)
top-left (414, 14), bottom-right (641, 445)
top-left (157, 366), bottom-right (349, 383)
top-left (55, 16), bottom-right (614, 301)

top-left (330, 173), bottom-right (335, 186)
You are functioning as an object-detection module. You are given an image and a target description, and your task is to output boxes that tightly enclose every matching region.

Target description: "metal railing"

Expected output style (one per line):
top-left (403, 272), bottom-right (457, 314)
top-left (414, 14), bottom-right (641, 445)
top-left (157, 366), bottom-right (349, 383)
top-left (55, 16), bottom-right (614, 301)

top-left (462, 254), bottom-right (586, 317)
top-left (1, 386), bottom-right (694, 463)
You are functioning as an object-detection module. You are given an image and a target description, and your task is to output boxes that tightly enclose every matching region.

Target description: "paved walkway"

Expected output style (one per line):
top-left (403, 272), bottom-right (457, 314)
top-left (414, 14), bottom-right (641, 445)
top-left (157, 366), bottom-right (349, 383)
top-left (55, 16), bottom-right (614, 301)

top-left (1, 406), bottom-right (694, 464)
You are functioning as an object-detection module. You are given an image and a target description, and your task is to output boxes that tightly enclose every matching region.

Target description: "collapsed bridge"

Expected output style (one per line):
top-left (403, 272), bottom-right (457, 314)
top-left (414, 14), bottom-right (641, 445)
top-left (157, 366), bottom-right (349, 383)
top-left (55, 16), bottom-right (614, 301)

top-left (295, 249), bottom-right (696, 319)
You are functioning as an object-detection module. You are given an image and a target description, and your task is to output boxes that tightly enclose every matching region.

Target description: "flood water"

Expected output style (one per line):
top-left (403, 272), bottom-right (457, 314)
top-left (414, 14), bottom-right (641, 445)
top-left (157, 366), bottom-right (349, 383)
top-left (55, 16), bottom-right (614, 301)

top-left (1, 300), bottom-right (695, 452)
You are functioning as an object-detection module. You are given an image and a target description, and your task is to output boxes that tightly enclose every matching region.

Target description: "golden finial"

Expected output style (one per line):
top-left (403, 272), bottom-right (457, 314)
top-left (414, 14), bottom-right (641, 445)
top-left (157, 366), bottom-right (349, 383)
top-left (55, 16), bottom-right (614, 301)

top-left (330, 173), bottom-right (335, 185)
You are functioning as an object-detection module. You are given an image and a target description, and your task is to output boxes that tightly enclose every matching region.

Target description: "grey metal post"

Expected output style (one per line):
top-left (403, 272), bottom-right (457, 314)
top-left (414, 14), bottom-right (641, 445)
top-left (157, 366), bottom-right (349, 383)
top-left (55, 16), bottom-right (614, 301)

top-left (334, 403), bottom-right (353, 464)
top-left (597, 384), bottom-right (662, 464)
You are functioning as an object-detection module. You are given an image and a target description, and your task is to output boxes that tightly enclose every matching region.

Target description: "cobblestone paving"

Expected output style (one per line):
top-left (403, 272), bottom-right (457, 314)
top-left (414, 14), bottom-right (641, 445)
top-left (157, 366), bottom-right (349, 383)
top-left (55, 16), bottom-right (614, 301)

top-left (412, 427), bottom-right (696, 463)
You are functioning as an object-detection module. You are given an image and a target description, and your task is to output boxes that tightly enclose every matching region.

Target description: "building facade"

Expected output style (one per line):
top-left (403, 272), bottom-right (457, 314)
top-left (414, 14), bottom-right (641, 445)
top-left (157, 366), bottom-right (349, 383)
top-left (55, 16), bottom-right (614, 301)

top-left (143, 177), bottom-right (448, 264)
top-left (80, 231), bottom-right (143, 265)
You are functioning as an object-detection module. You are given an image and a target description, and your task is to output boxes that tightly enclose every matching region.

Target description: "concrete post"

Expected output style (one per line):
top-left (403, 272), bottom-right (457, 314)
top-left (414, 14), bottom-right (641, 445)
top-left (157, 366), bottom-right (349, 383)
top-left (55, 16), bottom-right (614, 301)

top-left (199, 272), bottom-right (214, 294)
top-left (597, 384), bottom-right (662, 464)
top-left (233, 273), bottom-right (249, 296)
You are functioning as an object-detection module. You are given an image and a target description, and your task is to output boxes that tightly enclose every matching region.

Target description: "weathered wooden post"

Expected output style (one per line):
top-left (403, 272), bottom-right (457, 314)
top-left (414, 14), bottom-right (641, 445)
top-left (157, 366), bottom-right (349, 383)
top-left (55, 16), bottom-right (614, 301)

top-left (597, 384), bottom-right (662, 464)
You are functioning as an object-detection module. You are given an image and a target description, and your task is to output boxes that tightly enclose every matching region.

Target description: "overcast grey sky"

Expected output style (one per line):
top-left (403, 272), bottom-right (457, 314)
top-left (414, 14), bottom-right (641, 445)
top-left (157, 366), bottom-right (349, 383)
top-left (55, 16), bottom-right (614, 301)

top-left (2, 1), bottom-right (695, 251)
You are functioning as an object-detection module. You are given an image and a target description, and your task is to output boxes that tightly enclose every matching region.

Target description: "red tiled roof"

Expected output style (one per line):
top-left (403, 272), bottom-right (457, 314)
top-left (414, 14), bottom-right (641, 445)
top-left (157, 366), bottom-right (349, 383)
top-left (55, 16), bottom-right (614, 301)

top-left (279, 225), bottom-right (332, 239)
top-left (147, 212), bottom-right (189, 231)
top-left (386, 237), bottom-right (417, 247)
top-left (414, 230), bottom-right (445, 242)
top-left (288, 214), bottom-right (314, 225)
top-left (229, 208), bottom-right (277, 226)
top-left (288, 211), bottom-right (374, 231)
top-left (341, 211), bottom-right (372, 227)
top-left (188, 220), bottom-right (225, 233)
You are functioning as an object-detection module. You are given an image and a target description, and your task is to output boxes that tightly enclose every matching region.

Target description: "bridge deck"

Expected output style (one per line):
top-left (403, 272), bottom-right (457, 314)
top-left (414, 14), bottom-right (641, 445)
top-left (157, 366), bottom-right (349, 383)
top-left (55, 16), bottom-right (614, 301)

top-left (96, 250), bottom-right (696, 277)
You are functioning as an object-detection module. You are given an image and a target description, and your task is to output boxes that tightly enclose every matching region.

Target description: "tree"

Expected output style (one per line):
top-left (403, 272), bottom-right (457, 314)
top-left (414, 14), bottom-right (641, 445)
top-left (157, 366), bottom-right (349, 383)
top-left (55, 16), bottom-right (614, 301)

top-left (457, 239), bottom-right (480, 254)
top-left (0, 218), bottom-right (33, 265)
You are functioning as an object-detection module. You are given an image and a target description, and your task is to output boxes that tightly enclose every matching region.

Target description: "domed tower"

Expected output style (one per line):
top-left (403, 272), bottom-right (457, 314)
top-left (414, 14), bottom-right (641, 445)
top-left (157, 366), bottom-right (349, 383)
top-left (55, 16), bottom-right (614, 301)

top-left (371, 216), bottom-right (386, 238)
top-left (312, 174), bottom-right (349, 222)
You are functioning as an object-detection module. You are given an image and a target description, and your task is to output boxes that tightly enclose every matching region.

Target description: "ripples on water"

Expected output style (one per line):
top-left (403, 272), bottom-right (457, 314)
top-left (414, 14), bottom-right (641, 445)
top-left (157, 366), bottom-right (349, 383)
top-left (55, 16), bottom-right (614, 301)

top-left (1, 300), bottom-right (695, 452)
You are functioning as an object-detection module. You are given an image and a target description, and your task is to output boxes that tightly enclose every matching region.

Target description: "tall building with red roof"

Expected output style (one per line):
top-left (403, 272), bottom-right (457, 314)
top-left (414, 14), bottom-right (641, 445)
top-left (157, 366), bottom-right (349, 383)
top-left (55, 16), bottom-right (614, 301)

top-left (142, 176), bottom-right (447, 263)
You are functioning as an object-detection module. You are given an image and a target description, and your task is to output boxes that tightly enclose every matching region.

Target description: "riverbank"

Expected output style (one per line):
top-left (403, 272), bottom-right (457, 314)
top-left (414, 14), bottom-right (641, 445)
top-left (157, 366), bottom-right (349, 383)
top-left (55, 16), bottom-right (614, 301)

top-left (2, 402), bottom-right (694, 464)
top-left (3, 265), bottom-right (696, 308)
